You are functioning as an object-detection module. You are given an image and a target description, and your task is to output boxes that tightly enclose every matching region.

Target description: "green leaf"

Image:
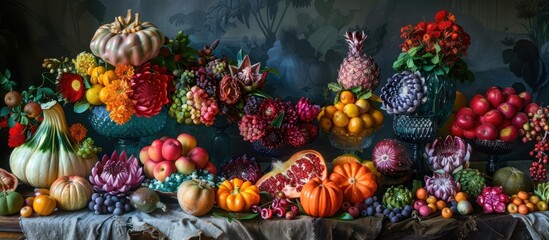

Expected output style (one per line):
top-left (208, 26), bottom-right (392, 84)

top-left (7, 116), bottom-right (15, 128)
top-left (422, 53), bottom-right (434, 58)
top-left (434, 43), bottom-right (441, 53)
top-left (357, 91), bottom-right (372, 100)
top-left (407, 46), bottom-right (421, 57)
top-left (0, 107), bottom-right (10, 117)
top-left (73, 99), bottom-right (90, 113)
top-left (250, 90), bottom-right (271, 99)
top-left (296, 199), bottom-right (305, 214)
top-left (431, 55), bottom-right (440, 64)
top-left (0, 77), bottom-right (7, 85)
top-left (37, 88), bottom-right (55, 97)
top-left (412, 180), bottom-right (423, 194)
top-left (20, 116), bottom-right (28, 125)
top-left (327, 83), bottom-right (342, 92)
top-left (333, 212), bottom-right (354, 220)
top-left (349, 86), bottom-right (363, 94)
top-left (212, 209), bottom-right (258, 223)
top-left (434, 68), bottom-right (444, 76)
top-left (422, 65), bottom-right (436, 72)
top-left (4, 69), bottom-right (10, 79)
top-left (236, 49), bottom-right (246, 66)
top-left (270, 110), bottom-right (285, 128)
top-left (83, 76), bottom-right (91, 89)
top-left (406, 58), bottom-right (415, 69)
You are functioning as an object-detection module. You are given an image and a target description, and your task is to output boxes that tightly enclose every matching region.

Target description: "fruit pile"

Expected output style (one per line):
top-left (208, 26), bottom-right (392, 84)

top-left (414, 187), bottom-right (472, 219)
top-left (451, 87), bottom-right (534, 141)
top-left (506, 190), bottom-right (548, 214)
top-left (524, 105), bottom-right (548, 181)
top-left (318, 90), bottom-right (384, 146)
top-left (88, 192), bottom-right (133, 215)
top-left (139, 133), bottom-right (216, 183)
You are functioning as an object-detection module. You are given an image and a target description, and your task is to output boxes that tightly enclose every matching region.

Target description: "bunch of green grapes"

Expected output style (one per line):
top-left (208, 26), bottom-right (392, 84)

top-left (169, 70), bottom-right (197, 124)
top-left (77, 138), bottom-right (102, 159)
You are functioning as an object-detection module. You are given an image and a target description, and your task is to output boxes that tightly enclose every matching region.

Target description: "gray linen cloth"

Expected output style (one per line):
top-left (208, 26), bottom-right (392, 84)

top-left (511, 212), bottom-right (549, 240)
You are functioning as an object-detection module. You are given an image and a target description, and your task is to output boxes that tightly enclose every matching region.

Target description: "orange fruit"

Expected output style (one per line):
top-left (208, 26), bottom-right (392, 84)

top-left (343, 103), bottom-right (360, 118)
top-left (416, 188), bottom-right (428, 200)
top-left (355, 99), bottom-right (370, 114)
top-left (518, 204), bottom-right (529, 215)
top-left (347, 117), bottom-right (364, 134)
top-left (99, 70), bottom-right (118, 86)
top-left (507, 203), bottom-right (518, 214)
top-left (427, 203), bottom-right (437, 213)
top-left (333, 111), bottom-right (349, 128)
top-left (441, 207), bottom-right (453, 219)
top-left (370, 109), bottom-right (384, 127)
top-left (426, 195), bottom-right (437, 205)
top-left (362, 160), bottom-right (380, 177)
top-left (99, 86), bottom-right (110, 103)
top-left (452, 91), bottom-right (467, 113)
top-left (319, 117), bottom-right (332, 131)
top-left (436, 200), bottom-right (447, 211)
top-left (536, 201), bottom-right (548, 211)
top-left (90, 66), bottom-right (106, 84)
top-left (512, 197), bottom-right (523, 206)
top-left (334, 102), bottom-right (346, 111)
top-left (360, 113), bottom-right (375, 129)
top-left (529, 195), bottom-right (540, 204)
top-left (518, 191), bottom-right (529, 201)
top-left (86, 84), bottom-right (103, 106)
top-left (339, 91), bottom-right (355, 104)
top-left (454, 192), bottom-right (468, 202)
top-left (332, 154), bottom-right (361, 167)
top-left (525, 202), bottom-right (536, 212)
top-left (324, 106), bottom-right (338, 120)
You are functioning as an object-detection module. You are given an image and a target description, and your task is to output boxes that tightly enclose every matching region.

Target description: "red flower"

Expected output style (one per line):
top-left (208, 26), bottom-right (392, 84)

top-left (58, 73), bottom-right (85, 103)
top-left (130, 63), bottom-right (172, 117)
top-left (0, 117), bottom-right (7, 129)
top-left (437, 20), bottom-right (453, 30)
top-left (435, 10), bottom-right (448, 23)
top-left (8, 123), bottom-right (26, 148)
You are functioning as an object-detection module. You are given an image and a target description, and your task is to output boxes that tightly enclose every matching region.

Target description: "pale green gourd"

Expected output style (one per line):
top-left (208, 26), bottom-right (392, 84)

top-left (9, 101), bottom-right (97, 188)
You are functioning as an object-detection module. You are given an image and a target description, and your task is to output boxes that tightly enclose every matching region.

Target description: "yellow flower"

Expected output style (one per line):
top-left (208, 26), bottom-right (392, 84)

top-left (72, 52), bottom-right (98, 75)
top-left (69, 123), bottom-right (87, 143)
top-left (115, 64), bottom-right (135, 81)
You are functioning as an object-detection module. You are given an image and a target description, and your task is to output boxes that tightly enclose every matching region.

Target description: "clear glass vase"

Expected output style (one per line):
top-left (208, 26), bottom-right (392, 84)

top-left (88, 106), bottom-right (168, 158)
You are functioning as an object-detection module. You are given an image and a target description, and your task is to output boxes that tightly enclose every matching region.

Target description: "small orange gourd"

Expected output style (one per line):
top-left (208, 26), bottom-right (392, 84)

top-left (329, 162), bottom-right (377, 204)
top-left (216, 178), bottom-right (260, 212)
top-left (299, 178), bottom-right (343, 217)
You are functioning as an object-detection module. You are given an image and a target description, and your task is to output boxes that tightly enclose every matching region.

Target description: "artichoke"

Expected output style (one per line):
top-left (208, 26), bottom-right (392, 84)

top-left (380, 71), bottom-right (428, 114)
top-left (425, 136), bottom-right (472, 174)
top-left (534, 182), bottom-right (549, 202)
top-left (89, 151), bottom-right (144, 194)
top-left (454, 168), bottom-right (486, 199)
top-left (425, 173), bottom-right (461, 202)
top-left (382, 185), bottom-right (413, 209)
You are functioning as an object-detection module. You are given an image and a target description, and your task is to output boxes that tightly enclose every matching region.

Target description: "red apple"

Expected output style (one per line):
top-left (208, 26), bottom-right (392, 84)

top-left (475, 123), bottom-right (498, 140)
top-left (148, 139), bottom-right (165, 162)
top-left (525, 103), bottom-right (540, 115)
top-left (457, 107), bottom-right (476, 118)
top-left (469, 94), bottom-right (491, 116)
top-left (482, 110), bottom-right (503, 126)
top-left (153, 161), bottom-right (177, 182)
top-left (174, 156), bottom-right (196, 175)
top-left (203, 161), bottom-right (217, 175)
top-left (463, 127), bottom-right (477, 139)
top-left (497, 102), bottom-right (517, 119)
top-left (139, 146), bottom-right (151, 165)
top-left (518, 92), bottom-right (532, 105)
top-left (177, 133), bottom-right (198, 155)
top-left (485, 87), bottom-right (505, 108)
top-left (160, 136), bottom-right (169, 141)
top-left (144, 160), bottom-right (157, 179)
top-left (414, 199), bottom-right (427, 211)
top-left (512, 112), bottom-right (529, 129)
top-left (161, 138), bottom-right (183, 161)
top-left (499, 119), bottom-right (513, 129)
top-left (450, 122), bottom-right (463, 137)
top-left (456, 114), bottom-right (476, 130)
top-left (499, 125), bottom-right (519, 141)
top-left (502, 87), bottom-right (516, 97)
top-left (187, 147), bottom-right (209, 169)
top-left (506, 95), bottom-right (524, 112)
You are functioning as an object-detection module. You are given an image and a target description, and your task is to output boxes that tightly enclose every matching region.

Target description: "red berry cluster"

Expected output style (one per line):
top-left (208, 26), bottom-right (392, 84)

top-left (525, 106), bottom-right (549, 181)
top-left (252, 192), bottom-right (300, 220)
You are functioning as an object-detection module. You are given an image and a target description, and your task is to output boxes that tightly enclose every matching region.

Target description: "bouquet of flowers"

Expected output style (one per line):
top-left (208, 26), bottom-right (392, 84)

top-left (392, 10), bottom-right (472, 80)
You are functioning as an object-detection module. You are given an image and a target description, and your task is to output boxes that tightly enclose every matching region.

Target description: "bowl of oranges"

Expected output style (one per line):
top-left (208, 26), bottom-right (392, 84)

top-left (318, 90), bottom-right (384, 152)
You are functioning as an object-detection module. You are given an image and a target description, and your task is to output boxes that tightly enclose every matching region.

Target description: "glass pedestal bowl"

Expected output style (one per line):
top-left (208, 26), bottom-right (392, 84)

top-left (392, 114), bottom-right (437, 180)
top-left (88, 106), bottom-right (168, 158)
top-left (328, 128), bottom-right (377, 155)
top-left (469, 139), bottom-right (518, 177)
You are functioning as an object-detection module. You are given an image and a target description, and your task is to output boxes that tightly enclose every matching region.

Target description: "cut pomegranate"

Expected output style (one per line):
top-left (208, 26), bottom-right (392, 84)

top-left (255, 150), bottom-right (327, 198)
top-left (0, 168), bottom-right (18, 191)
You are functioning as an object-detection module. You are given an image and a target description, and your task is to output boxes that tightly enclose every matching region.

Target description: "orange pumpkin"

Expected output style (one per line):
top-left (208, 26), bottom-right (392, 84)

top-left (329, 162), bottom-right (377, 204)
top-left (300, 178), bottom-right (343, 217)
top-left (49, 175), bottom-right (93, 211)
top-left (216, 178), bottom-right (260, 212)
top-left (33, 195), bottom-right (56, 216)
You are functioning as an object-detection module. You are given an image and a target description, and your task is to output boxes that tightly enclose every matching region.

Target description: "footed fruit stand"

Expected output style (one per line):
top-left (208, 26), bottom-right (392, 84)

top-left (1, 4), bottom-right (549, 240)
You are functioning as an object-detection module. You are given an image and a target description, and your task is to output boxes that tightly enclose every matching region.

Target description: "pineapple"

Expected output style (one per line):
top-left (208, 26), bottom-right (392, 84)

top-left (337, 31), bottom-right (381, 91)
